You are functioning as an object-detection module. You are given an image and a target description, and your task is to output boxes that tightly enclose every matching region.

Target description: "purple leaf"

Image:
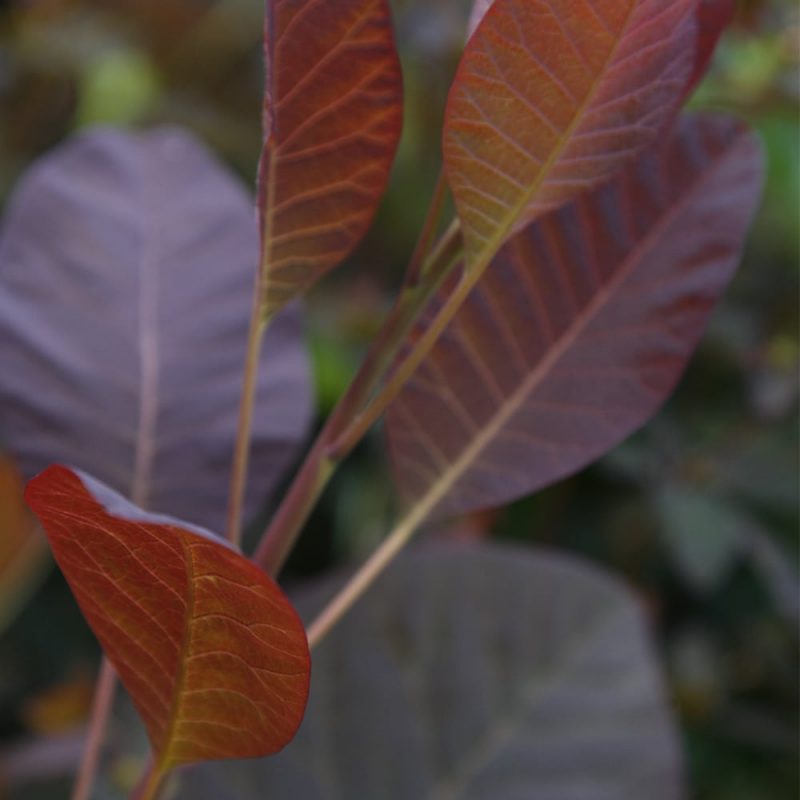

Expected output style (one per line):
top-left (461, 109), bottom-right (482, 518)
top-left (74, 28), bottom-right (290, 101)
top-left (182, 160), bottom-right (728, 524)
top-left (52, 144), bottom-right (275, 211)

top-left (387, 115), bottom-right (764, 519)
top-left (180, 544), bottom-right (686, 800)
top-left (0, 127), bottom-right (312, 532)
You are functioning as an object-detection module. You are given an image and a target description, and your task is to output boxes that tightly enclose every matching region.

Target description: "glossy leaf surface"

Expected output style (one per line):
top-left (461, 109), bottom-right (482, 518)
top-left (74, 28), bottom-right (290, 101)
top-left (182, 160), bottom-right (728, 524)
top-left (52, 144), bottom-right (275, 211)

top-left (388, 115), bottom-right (764, 519)
top-left (26, 465), bottom-right (310, 771)
top-left (0, 455), bottom-right (48, 631)
top-left (686, 0), bottom-right (736, 95)
top-left (445, 0), bottom-right (697, 268)
top-left (258, 0), bottom-right (403, 315)
top-left (180, 545), bottom-right (685, 799)
top-left (0, 128), bottom-right (312, 532)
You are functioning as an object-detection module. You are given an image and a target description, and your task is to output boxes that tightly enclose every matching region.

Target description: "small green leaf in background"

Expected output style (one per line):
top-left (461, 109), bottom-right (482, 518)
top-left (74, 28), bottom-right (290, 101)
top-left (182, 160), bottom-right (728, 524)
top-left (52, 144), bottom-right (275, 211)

top-left (76, 49), bottom-right (160, 127)
top-left (655, 487), bottom-right (748, 592)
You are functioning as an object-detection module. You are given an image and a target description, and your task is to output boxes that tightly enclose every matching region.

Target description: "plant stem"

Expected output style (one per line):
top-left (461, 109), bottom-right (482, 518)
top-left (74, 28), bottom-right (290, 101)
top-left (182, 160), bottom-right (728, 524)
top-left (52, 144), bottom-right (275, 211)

top-left (306, 470), bottom-right (444, 648)
top-left (129, 759), bottom-right (165, 800)
top-left (252, 220), bottom-right (463, 575)
top-left (225, 278), bottom-right (267, 546)
top-left (404, 170), bottom-right (448, 287)
top-left (71, 658), bottom-right (117, 800)
top-left (306, 262), bottom-right (497, 647)
top-left (327, 262), bottom-right (479, 457)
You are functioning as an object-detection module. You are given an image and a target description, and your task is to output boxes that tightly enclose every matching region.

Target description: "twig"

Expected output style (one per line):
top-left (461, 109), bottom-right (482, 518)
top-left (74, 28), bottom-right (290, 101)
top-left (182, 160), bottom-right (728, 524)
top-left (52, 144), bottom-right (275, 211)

top-left (70, 658), bottom-right (117, 800)
top-left (225, 275), bottom-right (268, 545)
top-left (253, 220), bottom-right (463, 575)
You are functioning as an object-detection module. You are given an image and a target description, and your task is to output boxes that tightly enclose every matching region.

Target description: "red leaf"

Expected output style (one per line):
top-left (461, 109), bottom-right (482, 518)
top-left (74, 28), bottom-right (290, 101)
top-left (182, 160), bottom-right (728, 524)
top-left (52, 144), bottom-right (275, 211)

top-left (444, 0), bottom-right (698, 270)
top-left (685, 0), bottom-right (736, 96)
top-left (466, 0), bottom-right (493, 40)
top-left (387, 115), bottom-right (763, 519)
top-left (25, 466), bottom-right (310, 773)
top-left (258, 0), bottom-right (403, 316)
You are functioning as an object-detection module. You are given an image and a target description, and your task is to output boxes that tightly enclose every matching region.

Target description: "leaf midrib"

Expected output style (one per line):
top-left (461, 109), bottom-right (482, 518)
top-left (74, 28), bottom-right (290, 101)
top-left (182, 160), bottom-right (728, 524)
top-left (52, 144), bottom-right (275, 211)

top-left (431, 600), bottom-right (628, 799)
top-left (412, 129), bottom-right (742, 518)
top-left (159, 531), bottom-right (197, 772)
top-left (131, 140), bottom-right (161, 510)
top-left (464, 0), bottom-right (640, 273)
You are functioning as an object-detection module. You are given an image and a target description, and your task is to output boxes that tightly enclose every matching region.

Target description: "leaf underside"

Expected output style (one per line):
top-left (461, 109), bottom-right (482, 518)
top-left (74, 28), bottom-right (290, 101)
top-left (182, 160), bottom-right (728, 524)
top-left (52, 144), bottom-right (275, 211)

top-left (258, 0), bottom-right (403, 316)
top-left (0, 128), bottom-right (312, 532)
top-left (387, 114), bottom-right (764, 519)
top-left (25, 466), bottom-right (310, 772)
top-left (179, 545), bottom-right (685, 800)
top-left (445, 0), bottom-right (698, 267)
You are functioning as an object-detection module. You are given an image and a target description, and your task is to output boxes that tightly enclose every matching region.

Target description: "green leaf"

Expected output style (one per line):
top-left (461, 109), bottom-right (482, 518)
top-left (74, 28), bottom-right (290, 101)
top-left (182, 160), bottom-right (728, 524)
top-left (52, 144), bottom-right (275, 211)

top-left (655, 486), bottom-right (747, 592)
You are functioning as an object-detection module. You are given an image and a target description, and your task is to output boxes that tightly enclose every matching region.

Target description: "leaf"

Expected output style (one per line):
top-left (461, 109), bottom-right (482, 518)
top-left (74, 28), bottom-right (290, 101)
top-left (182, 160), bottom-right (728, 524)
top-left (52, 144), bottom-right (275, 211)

top-left (25, 465), bottom-right (310, 772)
top-left (468, 0), bottom-right (733, 92)
top-left (387, 115), bottom-right (764, 519)
top-left (686, 0), bottom-right (736, 96)
top-left (655, 486), bottom-right (747, 592)
top-left (466, 0), bottom-right (493, 40)
top-left (0, 128), bottom-right (312, 532)
top-left (0, 455), bottom-right (49, 632)
top-left (746, 526), bottom-right (800, 624)
top-left (178, 544), bottom-right (685, 800)
top-left (445, 0), bottom-right (698, 269)
top-left (257, 0), bottom-right (403, 316)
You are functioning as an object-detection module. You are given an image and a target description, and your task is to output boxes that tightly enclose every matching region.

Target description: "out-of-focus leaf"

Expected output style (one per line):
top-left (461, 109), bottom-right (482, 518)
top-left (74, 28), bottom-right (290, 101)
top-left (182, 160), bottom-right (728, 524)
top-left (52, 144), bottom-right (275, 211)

top-left (746, 527), bottom-right (800, 623)
top-left (655, 486), bottom-right (747, 592)
top-left (0, 454), bottom-right (49, 632)
top-left (387, 115), bottom-right (764, 519)
top-left (444, 0), bottom-right (697, 269)
top-left (754, 114), bottom-right (800, 257)
top-left (0, 127), bottom-right (312, 532)
top-left (21, 671), bottom-right (95, 735)
top-left (179, 544), bottom-right (685, 800)
top-left (25, 465), bottom-right (310, 775)
top-left (686, 0), bottom-right (736, 95)
top-left (257, 0), bottom-right (403, 316)
top-left (76, 49), bottom-right (160, 127)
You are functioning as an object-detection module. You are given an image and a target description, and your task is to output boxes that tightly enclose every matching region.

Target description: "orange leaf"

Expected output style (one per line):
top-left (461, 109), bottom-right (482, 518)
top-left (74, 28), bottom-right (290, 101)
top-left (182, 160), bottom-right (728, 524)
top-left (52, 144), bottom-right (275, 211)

top-left (25, 466), bottom-right (310, 774)
top-left (444, 0), bottom-right (697, 269)
top-left (258, 0), bottom-right (403, 316)
top-left (0, 455), bottom-right (48, 631)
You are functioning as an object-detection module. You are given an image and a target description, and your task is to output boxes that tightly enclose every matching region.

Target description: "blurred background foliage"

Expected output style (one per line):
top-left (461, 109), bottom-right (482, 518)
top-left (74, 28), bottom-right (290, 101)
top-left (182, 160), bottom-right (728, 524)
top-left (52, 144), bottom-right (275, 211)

top-left (0, 0), bottom-right (797, 798)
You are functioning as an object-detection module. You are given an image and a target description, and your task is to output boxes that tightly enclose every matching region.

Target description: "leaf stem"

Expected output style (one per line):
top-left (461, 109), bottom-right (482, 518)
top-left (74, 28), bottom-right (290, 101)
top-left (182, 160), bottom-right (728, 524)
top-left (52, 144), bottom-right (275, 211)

top-left (253, 219), bottom-right (463, 575)
top-left (306, 469), bottom-right (443, 648)
top-left (129, 759), bottom-right (165, 800)
top-left (225, 276), bottom-right (268, 546)
top-left (326, 261), bottom-right (479, 458)
top-left (71, 658), bottom-right (117, 800)
top-left (404, 169), bottom-right (449, 287)
top-left (306, 262), bottom-right (497, 647)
